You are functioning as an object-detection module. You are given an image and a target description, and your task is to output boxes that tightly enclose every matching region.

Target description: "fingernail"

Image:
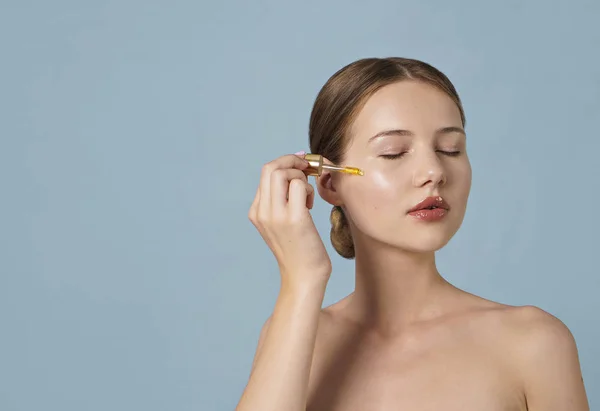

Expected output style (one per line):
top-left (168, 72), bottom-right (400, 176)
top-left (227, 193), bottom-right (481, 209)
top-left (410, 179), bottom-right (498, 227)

top-left (294, 150), bottom-right (306, 156)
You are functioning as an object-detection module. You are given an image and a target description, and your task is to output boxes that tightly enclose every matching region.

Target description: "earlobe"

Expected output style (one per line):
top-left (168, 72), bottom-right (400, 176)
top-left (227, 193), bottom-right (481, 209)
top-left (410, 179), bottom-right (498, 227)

top-left (316, 171), bottom-right (343, 207)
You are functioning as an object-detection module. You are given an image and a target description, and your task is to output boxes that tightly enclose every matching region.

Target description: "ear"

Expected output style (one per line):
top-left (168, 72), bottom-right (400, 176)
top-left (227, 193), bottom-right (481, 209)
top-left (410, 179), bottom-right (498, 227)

top-left (315, 170), bottom-right (343, 207)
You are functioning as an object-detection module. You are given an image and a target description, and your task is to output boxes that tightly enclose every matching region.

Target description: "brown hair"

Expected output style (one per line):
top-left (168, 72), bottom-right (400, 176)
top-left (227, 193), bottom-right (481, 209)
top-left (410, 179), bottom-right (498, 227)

top-left (308, 57), bottom-right (466, 259)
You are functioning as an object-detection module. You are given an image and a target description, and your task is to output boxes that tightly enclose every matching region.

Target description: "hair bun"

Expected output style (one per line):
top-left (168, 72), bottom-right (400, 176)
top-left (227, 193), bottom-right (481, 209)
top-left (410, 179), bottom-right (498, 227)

top-left (330, 206), bottom-right (355, 259)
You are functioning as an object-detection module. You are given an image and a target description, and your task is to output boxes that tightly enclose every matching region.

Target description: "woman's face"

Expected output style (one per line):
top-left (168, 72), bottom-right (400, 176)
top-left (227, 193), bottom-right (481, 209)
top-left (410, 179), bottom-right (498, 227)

top-left (333, 80), bottom-right (472, 252)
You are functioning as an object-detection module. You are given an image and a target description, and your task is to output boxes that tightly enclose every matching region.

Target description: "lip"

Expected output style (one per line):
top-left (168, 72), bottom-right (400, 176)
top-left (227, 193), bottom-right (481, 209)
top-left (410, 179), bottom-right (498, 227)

top-left (408, 196), bottom-right (450, 213)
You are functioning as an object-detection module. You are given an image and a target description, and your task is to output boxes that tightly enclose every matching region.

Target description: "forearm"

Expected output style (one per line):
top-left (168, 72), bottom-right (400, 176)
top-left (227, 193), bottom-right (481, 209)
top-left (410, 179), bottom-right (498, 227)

top-left (236, 281), bottom-right (326, 411)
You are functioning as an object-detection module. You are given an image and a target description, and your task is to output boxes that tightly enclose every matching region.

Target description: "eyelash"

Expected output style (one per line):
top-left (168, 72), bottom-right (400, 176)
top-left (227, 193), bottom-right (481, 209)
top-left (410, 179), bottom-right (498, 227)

top-left (381, 151), bottom-right (461, 160)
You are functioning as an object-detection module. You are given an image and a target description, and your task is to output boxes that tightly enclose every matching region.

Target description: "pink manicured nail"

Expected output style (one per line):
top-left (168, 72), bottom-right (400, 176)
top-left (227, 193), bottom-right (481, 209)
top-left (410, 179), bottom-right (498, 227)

top-left (294, 150), bottom-right (306, 156)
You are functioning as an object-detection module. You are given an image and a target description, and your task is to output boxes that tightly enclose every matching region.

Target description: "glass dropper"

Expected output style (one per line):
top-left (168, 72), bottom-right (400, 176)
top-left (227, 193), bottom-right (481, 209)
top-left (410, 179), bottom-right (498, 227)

top-left (304, 153), bottom-right (364, 177)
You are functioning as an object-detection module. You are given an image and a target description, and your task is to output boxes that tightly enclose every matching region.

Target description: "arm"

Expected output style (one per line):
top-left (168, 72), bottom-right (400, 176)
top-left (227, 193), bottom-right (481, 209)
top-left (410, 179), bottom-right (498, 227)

top-left (236, 281), bottom-right (326, 411)
top-left (518, 307), bottom-right (589, 410)
top-left (238, 153), bottom-right (333, 411)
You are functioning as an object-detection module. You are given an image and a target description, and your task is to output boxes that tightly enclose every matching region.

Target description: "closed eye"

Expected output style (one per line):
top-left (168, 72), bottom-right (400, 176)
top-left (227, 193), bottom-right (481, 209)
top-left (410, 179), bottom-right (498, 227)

top-left (381, 151), bottom-right (461, 159)
top-left (380, 153), bottom-right (407, 160)
top-left (438, 150), bottom-right (461, 157)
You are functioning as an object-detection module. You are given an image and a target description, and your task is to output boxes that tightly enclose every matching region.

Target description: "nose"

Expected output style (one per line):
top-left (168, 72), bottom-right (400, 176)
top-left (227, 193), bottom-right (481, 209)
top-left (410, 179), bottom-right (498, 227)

top-left (412, 151), bottom-right (447, 188)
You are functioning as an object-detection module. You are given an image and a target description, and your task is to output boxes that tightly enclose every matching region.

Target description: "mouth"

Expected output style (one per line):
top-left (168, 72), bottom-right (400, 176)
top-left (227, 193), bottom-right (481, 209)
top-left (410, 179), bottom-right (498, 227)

top-left (407, 196), bottom-right (450, 221)
top-left (408, 196), bottom-right (450, 212)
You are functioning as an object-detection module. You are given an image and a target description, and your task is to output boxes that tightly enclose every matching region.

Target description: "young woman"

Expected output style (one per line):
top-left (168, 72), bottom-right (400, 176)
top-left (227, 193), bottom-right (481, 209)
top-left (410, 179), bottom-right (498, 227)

top-left (237, 57), bottom-right (589, 411)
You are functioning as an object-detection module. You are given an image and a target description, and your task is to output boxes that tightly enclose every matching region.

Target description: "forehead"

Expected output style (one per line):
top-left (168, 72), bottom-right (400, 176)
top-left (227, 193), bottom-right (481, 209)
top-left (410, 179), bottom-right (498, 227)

top-left (349, 81), bottom-right (463, 139)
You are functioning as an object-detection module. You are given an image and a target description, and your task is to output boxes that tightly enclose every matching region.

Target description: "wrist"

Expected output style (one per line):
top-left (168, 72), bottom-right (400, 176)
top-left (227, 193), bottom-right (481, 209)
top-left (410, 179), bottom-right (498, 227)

top-left (279, 273), bottom-right (330, 297)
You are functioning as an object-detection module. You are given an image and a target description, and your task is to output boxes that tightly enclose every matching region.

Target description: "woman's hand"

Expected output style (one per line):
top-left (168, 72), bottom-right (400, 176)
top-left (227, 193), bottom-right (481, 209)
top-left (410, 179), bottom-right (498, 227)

top-left (248, 153), bottom-right (332, 289)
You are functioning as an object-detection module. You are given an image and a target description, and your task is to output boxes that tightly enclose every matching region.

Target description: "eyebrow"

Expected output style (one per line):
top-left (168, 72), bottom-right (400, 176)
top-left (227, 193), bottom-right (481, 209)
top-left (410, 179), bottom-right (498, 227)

top-left (368, 126), bottom-right (466, 143)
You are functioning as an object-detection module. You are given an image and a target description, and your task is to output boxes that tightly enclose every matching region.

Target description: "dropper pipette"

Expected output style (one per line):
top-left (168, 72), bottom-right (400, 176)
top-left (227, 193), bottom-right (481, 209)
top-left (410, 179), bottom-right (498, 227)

top-left (304, 154), bottom-right (364, 177)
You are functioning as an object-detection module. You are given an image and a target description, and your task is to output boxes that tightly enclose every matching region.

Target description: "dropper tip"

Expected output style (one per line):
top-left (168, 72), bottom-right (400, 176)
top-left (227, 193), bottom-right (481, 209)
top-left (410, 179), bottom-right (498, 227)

top-left (344, 167), bottom-right (364, 176)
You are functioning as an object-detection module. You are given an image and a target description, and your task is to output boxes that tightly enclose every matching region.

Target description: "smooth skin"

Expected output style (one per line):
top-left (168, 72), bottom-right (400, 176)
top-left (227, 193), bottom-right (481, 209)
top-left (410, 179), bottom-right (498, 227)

top-left (237, 81), bottom-right (589, 411)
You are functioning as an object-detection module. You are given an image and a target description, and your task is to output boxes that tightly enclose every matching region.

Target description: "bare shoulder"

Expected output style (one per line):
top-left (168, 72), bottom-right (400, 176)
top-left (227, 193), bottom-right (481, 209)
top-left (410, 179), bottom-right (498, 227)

top-left (446, 289), bottom-right (573, 337)
top-left (425, 290), bottom-right (581, 368)
top-left (464, 301), bottom-right (579, 358)
top-left (445, 297), bottom-right (587, 409)
top-left (499, 304), bottom-right (582, 372)
top-left (486, 304), bottom-right (588, 410)
top-left (503, 304), bottom-right (568, 328)
top-left (493, 304), bottom-right (577, 351)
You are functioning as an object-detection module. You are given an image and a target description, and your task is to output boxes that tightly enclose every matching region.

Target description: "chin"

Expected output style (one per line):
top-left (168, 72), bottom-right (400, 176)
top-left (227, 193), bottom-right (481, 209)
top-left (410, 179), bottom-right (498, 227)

top-left (388, 223), bottom-right (460, 253)
top-left (352, 213), bottom-right (464, 254)
top-left (398, 235), bottom-right (453, 253)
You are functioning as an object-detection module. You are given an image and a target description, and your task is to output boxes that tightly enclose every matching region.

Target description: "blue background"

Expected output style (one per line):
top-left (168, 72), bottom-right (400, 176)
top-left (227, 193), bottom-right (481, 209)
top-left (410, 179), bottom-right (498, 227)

top-left (1, 1), bottom-right (598, 409)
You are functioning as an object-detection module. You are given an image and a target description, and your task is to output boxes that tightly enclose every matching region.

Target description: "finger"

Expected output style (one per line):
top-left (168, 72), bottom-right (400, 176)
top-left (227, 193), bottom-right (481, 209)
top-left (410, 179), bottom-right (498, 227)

top-left (270, 169), bottom-right (308, 213)
top-left (288, 178), bottom-right (314, 216)
top-left (307, 181), bottom-right (315, 209)
top-left (259, 154), bottom-right (309, 215)
top-left (248, 183), bottom-right (261, 223)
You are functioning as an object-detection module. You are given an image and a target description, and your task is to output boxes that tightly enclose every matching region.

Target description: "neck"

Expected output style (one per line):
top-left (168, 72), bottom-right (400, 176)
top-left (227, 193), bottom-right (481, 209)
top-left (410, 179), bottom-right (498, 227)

top-left (348, 239), bottom-right (453, 335)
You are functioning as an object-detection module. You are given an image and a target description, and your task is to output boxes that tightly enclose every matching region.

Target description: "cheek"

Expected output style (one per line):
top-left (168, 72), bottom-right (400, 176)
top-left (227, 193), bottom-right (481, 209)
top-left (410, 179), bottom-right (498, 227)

top-left (455, 160), bottom-right (472, 193)
top-left (369, 168), bottom-right (396, 192)
top-left (447, 160), bottom-right (472, 209)
top-left (344, 168), bottom-right (401, 217)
